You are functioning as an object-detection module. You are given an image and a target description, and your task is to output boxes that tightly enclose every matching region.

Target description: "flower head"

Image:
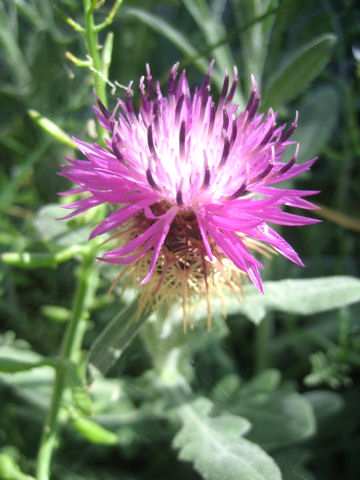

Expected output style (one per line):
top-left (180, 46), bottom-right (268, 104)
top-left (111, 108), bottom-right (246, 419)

top-left (60, 63), bottom-right (319, 328)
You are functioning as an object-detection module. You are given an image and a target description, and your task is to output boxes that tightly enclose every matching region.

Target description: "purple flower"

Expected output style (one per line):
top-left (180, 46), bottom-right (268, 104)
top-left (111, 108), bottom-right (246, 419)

top-left (60, 63), bottom-right (319, 322)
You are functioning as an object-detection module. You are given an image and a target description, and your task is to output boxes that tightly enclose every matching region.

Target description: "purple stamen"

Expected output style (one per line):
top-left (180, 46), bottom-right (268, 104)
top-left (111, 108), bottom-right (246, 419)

top-left (218, 72), bottom-right (229, 108)
top-left (202, 152), bottom-right (211, 189)
top-left (208, 103), bottom-right (216, 136)
top-left (176, 188), bottom-right (183, 206)
top-left (229, 181), bottom-right (247, 199)
top-left (219, 136), bottom-right (230, 168)
top-left (252, 162), bottom-right (273, 183)
top-left (200, 86), bottom-right (210, 117)
top-left (146, 168), bottom-right (159, 190)
top-left (146, 63), bottom-right (155, 99)
top-left (95, 92), bottom-right (110, 119)
top-left (260, 123), bottom-right (275, 146)
top-left (147, 125), bottom-right (157, 157)
top-left (175, 94), bottom-right (185, 123)
top-left (230, 121), bottom-right (238, 146)
top-left (226, 67), bottom-right (238, 104)
top-left (222, 109), bottom-right (229, 132)
top-left (179, 120), bottom-right (186, 158)
top-left (280, 111), bottom-right (298, 143)
top-left (279, 144), bottom-right (299, 173)
top-left (112, 139), bottom-right (125, 164)
top-left (168, 62), bottom-right (179, 96)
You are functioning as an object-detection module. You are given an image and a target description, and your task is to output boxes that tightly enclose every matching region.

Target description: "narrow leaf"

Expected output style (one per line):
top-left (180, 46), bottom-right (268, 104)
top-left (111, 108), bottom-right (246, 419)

top-left (263, 34), bottom-right (336, 108)
top-left (28, 110), bottom-right (76, 149)
top-left (283, 86), bottom-right (339, 163)
top-left (235, 0), bottom-right (279, 90)
top-left (125, 8), bottom-right (209, 74)
top-left (182, 0), bottom-right (235, 79)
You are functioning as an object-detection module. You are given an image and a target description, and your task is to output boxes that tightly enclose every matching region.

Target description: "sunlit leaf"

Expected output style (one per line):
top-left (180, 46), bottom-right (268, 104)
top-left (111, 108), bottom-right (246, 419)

top-left (173, 397), bottom-right (282, 480)
top-left (238, 276), bottom-right (360, 324)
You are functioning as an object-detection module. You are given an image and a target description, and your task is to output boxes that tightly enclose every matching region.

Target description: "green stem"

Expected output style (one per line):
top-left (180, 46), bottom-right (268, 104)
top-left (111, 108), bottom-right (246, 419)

top-left (36, 254), bottom-right (95, 480)
top-left (36, 4), bottom-right (115, 477)
top-left (83, 0), bottom-right (107, 107)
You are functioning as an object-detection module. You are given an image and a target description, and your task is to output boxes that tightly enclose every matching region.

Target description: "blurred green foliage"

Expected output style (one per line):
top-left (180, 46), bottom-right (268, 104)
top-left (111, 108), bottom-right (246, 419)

top-left (1, 1), bottom-right (360, 479)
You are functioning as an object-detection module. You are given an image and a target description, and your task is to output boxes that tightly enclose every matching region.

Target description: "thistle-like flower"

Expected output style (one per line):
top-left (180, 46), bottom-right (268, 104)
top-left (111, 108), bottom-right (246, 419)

top-left (60, 63), bottom-right (319, 328)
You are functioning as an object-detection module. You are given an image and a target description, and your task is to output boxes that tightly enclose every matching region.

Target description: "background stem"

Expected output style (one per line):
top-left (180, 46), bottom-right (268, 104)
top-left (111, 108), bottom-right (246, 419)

top-left (36, 3), bottom-right (111, 477)
top-left (35, 254), bottom-right (95, 480)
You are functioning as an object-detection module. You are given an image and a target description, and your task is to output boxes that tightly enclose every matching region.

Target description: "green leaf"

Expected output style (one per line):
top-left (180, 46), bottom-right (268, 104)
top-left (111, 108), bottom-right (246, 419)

top-left (274, 448), bottom-right (315, 480)
top-left (0, 346), bottom-right (53, 409)
top-left (28, 110), bottom-right (76, 149)
top-left (182, 0), bottom-right (236, 83)
top-left (173, 397), bottom-right (282, 480)
top-left (234, 0), bottom-right (279, 90)
top-left (0, 451), bottom-right (34, 480)
top-left (0, 356), bottom-right (52, 373)
top-left (283, 86), bottom-right (339, 163)
top-left (41, 304), bottom-right (71, 322)
top-left (34, 204), bottom-right (92, 248)
top-left (0, 140), bottom-right (50, 212)
top-left (70, 413), bottom-right (118, 445)
top-left (211, 374), bottom-right (242, 405)
top-left (211, 372), bottom-right (316, 450)
top-left (304, 351), bottom-right (351, 389)
top-left (71, 385), bottom-right (94, 416)
top-left (263, 34), bottom-right (336, 108)
top-left (235, 387), bottom-right (316, 450)
top-left (124, 8), bottom-right (213, 77)
top-left (0, 246), bottom-right (90, 269)
top-left (238, 276), bottom-right (360, 324)
top-left (87, 298), bottom-right (148, 380)
top-left (239, 369), bottom-right (281, 396)
top-left (0, 344), bottom-right (56, 374)
top-left (102, 31), bottom-right (114, 80)
top-left (1, 251), bottom-right (58, 269)
top-left (304, 390), bottom-right (344, 425)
